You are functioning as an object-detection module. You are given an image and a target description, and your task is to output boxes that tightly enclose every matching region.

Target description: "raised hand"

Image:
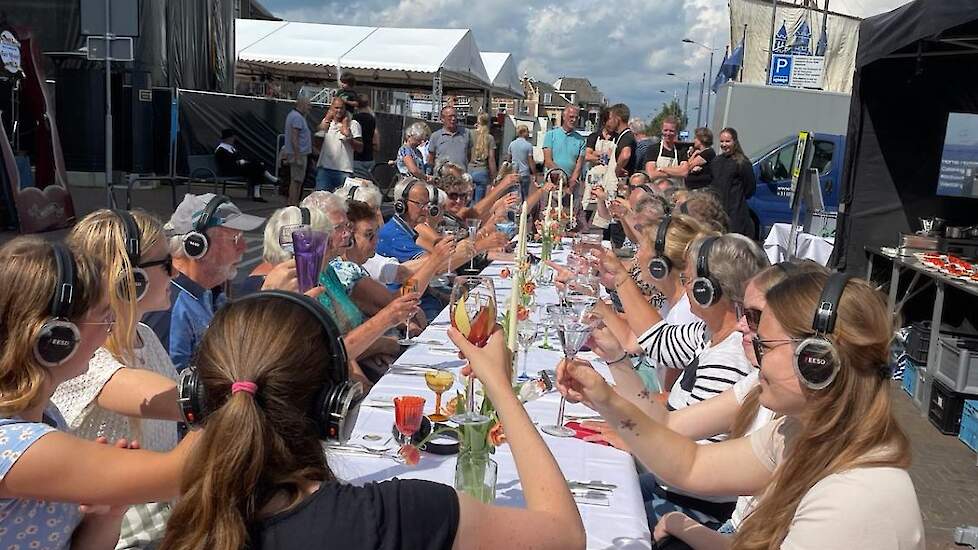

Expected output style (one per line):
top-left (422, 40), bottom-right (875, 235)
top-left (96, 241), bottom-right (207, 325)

top-left (555, 357), bottom-right (613, 409)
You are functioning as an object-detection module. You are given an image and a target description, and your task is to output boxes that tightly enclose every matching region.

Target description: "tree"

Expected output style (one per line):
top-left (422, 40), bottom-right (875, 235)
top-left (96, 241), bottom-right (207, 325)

top-left (645, 100), bottom-right (688, 137)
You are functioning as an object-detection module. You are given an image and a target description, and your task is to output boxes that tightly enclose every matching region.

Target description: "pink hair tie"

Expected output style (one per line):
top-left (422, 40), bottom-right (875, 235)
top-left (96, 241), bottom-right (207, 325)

top-left (231, 381), bottom-right (258, 395)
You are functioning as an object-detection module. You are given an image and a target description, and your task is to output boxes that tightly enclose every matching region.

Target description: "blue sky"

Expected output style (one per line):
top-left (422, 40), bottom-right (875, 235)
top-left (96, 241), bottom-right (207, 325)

top-left (258, 0), bottom-right (908, 122)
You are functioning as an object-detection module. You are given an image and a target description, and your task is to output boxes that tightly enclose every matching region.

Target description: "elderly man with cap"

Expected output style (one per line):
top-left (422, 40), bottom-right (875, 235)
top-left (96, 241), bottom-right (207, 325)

top-left (214, 128), bottom-right (277, 202)
top-left (144, 193), bottom-right (266, 372)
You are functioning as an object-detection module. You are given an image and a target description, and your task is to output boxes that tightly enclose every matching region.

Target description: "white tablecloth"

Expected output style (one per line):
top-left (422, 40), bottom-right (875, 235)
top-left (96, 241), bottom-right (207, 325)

top-left (329, 243), bottom-right (653, 550)
top-left (763, 222), bottom-right (835, 265)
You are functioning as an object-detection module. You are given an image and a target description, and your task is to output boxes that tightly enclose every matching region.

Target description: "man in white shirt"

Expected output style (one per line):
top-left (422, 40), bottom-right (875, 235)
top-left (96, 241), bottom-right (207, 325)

top-left (315, 97), bottom-right (362, 192)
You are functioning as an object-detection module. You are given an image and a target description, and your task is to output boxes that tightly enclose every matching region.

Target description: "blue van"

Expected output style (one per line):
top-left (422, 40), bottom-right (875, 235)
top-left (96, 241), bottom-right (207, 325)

top-left (748, 133), bottom-right (846, 238)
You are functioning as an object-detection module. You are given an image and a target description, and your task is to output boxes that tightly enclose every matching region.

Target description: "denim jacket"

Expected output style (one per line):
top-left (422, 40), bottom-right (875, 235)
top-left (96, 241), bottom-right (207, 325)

top-left (143, 274), bottom-right (225, 372)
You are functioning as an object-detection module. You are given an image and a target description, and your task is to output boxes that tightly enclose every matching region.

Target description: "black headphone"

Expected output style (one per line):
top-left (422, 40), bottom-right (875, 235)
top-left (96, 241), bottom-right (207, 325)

top-left (691, 236), bottom-right (722, 306)
top-left (678, 201), bottom-right (689, 215)
top-left (648, 216), bottom-right (672, 280)
top-left (34, 243), bottom-right (81, 367)
top-left (177, 290), bottom-right (364, 442)
top-left (113, 210), bottom-right (150, 302)
top-left (299, 206), bottom-right (311, 226)
top-left (793, 272), bottom-right (851, 390)
top-left (181, 195), bottom-right (230, 259)
top-left (394, 179), bottom-right (440, 218)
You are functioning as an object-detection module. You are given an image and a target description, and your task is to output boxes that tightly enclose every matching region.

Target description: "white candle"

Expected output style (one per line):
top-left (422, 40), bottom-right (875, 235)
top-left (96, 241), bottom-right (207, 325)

top-left (557, 180), bottom-right (563, 220)
top-left (517, 201), bottom-right (528, 260)
top-left (569, 193), bottom-right (574, 221)
top-left (508, 285), bottom-right (519, 352)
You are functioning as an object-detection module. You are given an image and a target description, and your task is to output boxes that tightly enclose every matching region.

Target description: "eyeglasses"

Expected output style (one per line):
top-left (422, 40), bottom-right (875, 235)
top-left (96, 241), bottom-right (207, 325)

top-left (447, 192), bottom-right (472, 202)
top-left (213, 230), bottom-right (244, 246)
top-left (138, 255), bottom-right (174, 277)
top-left (81, 313), bottom-right (117, 334)
top-left (751, 337), bottom-right (804, 364)
top-left (734, 302), bottom-right (763, 333)
top-left (407, 199), bottom-right (431, 209)
top-left (678, 272), bottom-right (690, 286)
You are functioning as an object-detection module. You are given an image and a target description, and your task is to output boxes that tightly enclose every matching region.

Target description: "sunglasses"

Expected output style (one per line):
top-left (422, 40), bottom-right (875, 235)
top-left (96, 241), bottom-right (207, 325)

top-left (734, 302), bottom-right (763, 333)
top-left (139, 255), bottom-right (174, 277)
top-left (447, 192), bottom-right (471, 202)
top-left (751, 336), bottom-right (804, 364)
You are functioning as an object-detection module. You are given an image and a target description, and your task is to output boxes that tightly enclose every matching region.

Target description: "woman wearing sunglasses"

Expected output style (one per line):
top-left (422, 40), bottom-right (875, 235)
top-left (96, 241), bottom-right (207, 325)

top-left (560, 271), bottom-right (924, 549)
top-left (52, 209), bottom-right (184, 548)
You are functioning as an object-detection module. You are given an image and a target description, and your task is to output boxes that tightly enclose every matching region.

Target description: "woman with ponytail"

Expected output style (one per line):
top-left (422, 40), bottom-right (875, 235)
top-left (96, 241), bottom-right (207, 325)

top-left (162, 294), bottom-right (585, 550)
top-left (559, 271), bottom-right (924, 549)
top-left (52, 209), bottom-right (183, 548)
top-left (0, 237), bottom-right (194, 550)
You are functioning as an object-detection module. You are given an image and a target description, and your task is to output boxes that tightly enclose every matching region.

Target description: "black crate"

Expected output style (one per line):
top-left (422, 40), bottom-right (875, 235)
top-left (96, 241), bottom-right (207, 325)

top-left (928, 378), bottom-right (978, 435)
top-left (907, 322), bottom-right (932, 363)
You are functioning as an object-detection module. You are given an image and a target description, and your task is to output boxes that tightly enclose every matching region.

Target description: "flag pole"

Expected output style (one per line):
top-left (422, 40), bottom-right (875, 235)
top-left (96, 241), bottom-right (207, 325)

top-left (766, 0), bottom-right (778, 85)
top-left (740, 24), bottom-right (748, 82)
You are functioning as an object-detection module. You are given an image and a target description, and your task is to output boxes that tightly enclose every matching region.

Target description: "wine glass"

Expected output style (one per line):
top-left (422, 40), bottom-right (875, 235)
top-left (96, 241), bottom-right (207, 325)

top-left (566, 274), bottom-right (599, 324)
top-left (466, 218), bottom-right (481, 271)
top-left (516, 321), bottom-right (539, 382)
top-left (449, 276), bottom-right (496, 424)
top-left (425, 369), bottom-right (456, 422)
top-left (541, 319), bottom-right (594, 438)
top-left (399, 278), bottom-right (419, 344)
top-left (393, 395), bottom-right (426, 443)
top-left (434, 228), bottom-right (458, 288)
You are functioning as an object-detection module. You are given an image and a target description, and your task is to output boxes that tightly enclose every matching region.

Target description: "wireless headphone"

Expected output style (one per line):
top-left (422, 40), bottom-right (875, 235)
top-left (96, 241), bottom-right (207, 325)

top-left (177, 290), bottom-right (364, 442)
top-left (346, 185), bottom-right (360, 203)
top-left (34, 243), bottom-right (81, 367)
top-left (182, 195), bottom-right (230, 259)
top-left (648, 216), bottom-right (672, 280)
top-left (113, 210), bottom-right (149, 302)
top-left (793, 272), bottom-right (851, 390)
top-left (394, 179), bottom-right (440, 218)
top-left (299, 206), bottom-right (311, 226)
top-left (691, 236), bottom-right (722, 306)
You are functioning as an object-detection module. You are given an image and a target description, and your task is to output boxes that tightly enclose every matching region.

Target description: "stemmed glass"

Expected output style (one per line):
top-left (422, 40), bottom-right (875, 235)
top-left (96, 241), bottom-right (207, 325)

top-left (399, 278), bottom-right (419, 344)
top-left (450, 276), bottom-right (496, 424)
top-left (433, 228), bottom-right (459, 288)
top-left (424, 369), bottom-right (455, 422)
top-left (515, 320), bottom-right (539, 382)
top-left (541, 316), bottom-right (594, 438)
top-left (393, 396), bottom-right (426, 444)
top-left (466, 218), bottom-right (481, 271)
top-left (565, 274), bottom-right (600, 324)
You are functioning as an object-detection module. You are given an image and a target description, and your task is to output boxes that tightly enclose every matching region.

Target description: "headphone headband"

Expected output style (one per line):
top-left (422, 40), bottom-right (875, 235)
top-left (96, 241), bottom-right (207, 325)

top-left (697, 236), bottom-right (717, 279)
top-left (654, 216), bottom-right (672, 258)
top-left (812, 272), bottom-right (851, 335)
top-left (113, 209), bottom-right (141, 263)
top-left (300, 206), bottom-right (311, 226)
top-left (195, 195), bottom-right (231, 234)
top-left (50, 243), bottom-right (75, 319)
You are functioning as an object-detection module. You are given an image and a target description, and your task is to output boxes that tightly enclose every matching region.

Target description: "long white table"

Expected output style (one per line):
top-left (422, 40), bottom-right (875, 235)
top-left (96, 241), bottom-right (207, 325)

top-left (329, 244), bottom-right (653, 550)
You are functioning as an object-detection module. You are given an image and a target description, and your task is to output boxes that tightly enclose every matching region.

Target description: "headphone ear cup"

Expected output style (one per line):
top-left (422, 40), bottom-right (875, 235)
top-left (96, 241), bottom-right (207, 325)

top-left (33, 320), bottom-right (80, 367)
top-left (393, 200), bottom-right (406, 217)
top-left (182, 232), bottom-right (209, 259)
top-left (793, 337), bottom-right (840, 390)
top-left (131, 268), bottom-right (150, 302)
top-left (691, 277), bottom-right (718, 306)
top-left (314, 381), bottom-right (364, 442)
top-left (428, 203), bottom-right (441, 218)
top-left (649, 257), bottom-right (670, 280)
top-left (177, 367), bottom-right (208, 425)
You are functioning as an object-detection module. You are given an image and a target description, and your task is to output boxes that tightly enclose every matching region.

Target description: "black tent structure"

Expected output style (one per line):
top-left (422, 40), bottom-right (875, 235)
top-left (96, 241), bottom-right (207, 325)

top-left (830, 0), bottom-right (978, 273)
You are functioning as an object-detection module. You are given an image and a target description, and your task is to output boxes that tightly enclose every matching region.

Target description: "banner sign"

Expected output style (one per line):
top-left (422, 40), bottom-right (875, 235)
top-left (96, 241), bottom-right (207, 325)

top-left (0, 31), bottom-right (20, 74)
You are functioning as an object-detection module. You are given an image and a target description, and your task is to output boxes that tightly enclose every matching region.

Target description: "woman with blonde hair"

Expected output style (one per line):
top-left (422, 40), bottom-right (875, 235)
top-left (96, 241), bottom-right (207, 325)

top-left (52, 209), bottom-right (186, 548)
top-left (559, 271), bottom-right (924, 549)
top-left (468, 112), bottom-right (497, 202)
top-left (0, 237), bottom-right (194, 549)
top-left (161, 293), bottom-right (585, 550)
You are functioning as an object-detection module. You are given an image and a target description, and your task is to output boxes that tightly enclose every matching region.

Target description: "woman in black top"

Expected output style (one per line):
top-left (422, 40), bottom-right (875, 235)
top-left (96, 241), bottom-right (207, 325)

top-left (709, 128), bottom-right (756, 238)
top-left (661, 128), bottom-right (716, 190)
top-left (161, 294), bottom-right (585, 550)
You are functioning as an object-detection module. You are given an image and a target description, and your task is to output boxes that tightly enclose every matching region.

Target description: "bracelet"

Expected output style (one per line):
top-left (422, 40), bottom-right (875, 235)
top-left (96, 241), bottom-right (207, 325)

top-left (608, 352), bottom-right (628, 364)
top-left (613, 274), bottom-right (630, 288)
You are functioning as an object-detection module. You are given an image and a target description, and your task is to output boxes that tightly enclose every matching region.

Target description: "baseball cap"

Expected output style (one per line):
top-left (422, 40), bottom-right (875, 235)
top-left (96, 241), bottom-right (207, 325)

top-left (165, 193), bottom-right (266, 236)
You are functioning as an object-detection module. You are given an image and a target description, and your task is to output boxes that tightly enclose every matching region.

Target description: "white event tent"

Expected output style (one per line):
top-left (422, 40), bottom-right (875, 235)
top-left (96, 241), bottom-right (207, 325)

top-left (234, 19), bottom-right (494, 93)
top-left (479, 52), bottom-right (524, 99)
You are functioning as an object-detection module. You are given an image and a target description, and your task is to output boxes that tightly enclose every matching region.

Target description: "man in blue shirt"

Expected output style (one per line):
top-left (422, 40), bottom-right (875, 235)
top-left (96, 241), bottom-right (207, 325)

top-left (144, 193), bottom-right (265, 371)
top-left (542, 105), bottom-right (585, 185)
top-left (507, 125), bottom-right (537, 199)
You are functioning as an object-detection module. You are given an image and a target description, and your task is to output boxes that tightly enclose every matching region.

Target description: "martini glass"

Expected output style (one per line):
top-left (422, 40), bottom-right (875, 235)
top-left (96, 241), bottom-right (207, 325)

top-left (540, 320), bottom-right (593, 437)
top-left (466, 218), bottom-right (482, 271)
top-left (449, 276), bottom-right (496, 425)
top-left (516, 320), bottom-right (539, 382)
top-left (565, 274), bottom-right (600, 324)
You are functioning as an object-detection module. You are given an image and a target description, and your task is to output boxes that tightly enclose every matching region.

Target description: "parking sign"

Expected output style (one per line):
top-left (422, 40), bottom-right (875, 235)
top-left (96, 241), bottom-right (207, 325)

top-left (770, 54), bottom-right (792, 86)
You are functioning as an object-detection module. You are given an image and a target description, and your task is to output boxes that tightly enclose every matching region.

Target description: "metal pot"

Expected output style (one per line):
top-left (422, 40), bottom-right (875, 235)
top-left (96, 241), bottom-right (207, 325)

top-left (947, 226), bottom-right (967, 238)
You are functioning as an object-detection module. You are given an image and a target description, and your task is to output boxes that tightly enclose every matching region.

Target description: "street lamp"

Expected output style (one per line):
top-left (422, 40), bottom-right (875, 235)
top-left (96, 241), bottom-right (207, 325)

top-left (682, 38), bottom-right (720, 128)
top-left (665, 72), bottom-right (691, 129)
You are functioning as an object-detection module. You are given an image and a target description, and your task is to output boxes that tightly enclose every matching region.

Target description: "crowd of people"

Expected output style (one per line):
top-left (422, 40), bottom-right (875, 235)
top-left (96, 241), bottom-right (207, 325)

top-left (0, 94), bottom-right (927, 550)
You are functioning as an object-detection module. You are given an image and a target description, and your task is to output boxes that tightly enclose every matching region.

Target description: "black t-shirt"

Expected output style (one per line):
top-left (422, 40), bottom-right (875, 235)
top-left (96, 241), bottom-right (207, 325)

top-left (614, 129), bottom-right (638, 174)
top-left (586, 131), bottom-right (601, 150)
top-left (684, 148), bottom-right (716, 190)
top-left (640, 142), bottom-right (688, 171)
top-left (354, 112), bottom-right (377, 162)
top-left (254, 478), bottom-right (459, 550)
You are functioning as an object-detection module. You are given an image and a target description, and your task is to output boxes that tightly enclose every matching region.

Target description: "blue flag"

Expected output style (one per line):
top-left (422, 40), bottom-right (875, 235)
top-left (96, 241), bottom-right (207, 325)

top-left (712, 40), bottom-right (744, 92)
top-left (815, 14), bottom-right (828, 56)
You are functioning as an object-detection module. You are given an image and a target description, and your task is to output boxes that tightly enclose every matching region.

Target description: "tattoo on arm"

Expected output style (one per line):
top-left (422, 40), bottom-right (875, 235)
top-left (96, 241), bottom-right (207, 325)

top-left (619, 418), bottom-right (639, 435)
top-left (638, 388), bottom-right (651, 400)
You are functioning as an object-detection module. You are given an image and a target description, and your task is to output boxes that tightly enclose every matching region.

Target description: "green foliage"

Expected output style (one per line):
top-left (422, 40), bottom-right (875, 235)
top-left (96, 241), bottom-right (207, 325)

top-left (646, 100), bottom-right (688, 136)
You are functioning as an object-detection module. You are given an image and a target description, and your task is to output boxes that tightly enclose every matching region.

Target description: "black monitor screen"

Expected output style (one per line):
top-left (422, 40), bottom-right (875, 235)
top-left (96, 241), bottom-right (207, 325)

top-left (937, 112), bottom-right (978, 199)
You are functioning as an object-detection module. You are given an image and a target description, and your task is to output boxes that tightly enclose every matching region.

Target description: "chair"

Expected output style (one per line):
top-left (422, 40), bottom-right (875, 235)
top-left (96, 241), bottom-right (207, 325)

top-left (186, 155), bottom-right (251, 197)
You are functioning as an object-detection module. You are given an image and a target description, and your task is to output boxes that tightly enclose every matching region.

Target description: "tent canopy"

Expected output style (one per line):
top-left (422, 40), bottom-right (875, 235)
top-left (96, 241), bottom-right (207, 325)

top-left (235, 19), bottom-right (491, 92)
top-left (831, 0), bottom-right (978, 273)
top-left (480, 52), bottom-right (524, 99)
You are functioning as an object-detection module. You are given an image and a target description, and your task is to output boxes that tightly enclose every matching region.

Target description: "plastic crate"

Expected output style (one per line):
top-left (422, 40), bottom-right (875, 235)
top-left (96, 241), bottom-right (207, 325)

top-left (902, 362), bottom-right (918, 398)
top-left (929, 378), bottom-right (976, 435)
top-left (959, 400), bottom-right (978, 453)
top-left (935, 337), bottom-right (978, 395)
top-left (907, 322), bottom-right (932, 363)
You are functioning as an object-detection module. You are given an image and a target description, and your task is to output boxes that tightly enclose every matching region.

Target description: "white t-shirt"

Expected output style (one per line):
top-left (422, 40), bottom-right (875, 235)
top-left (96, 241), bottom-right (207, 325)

top-left (749, 417), bottom-right (925, 549)
top-left (729, 371), bottom-right (776, 529)
top-left (662, 292), bottom-right (699, 326)
top-left (363, 254), bottom-right (402, 285)
top-left (318, 119), bottom-right (362, 173)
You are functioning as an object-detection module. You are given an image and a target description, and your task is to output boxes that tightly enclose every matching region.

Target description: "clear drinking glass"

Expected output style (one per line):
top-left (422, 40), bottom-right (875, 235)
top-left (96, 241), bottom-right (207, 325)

top-left (466, 218), bottom-right (481, 270)
top-left (449, 276), bottom-right (496, 424)
top-left (541, 319), bottom-right (593, 438)
top-left (516, 320), bottom-right (539, 382)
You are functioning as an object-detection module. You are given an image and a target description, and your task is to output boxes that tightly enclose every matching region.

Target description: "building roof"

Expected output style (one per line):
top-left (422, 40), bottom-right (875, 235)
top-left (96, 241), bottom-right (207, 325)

top-left (479, 52), bottom-right (524, 98)
top-left (530, 80), bottom-right (572, 107)
top-left (552, 77), bottom-right (606, 106)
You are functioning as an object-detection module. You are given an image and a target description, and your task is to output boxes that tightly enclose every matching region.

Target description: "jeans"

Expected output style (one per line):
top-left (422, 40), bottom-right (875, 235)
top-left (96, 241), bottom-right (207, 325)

top-left (315, 167), bottom-right (352, 192)
top-left (519, 174), bottom-right (532, 200)
top-left (470, 168), bottom-right (490, 203)
top-left (639, 472), bottom-right (734, 531)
